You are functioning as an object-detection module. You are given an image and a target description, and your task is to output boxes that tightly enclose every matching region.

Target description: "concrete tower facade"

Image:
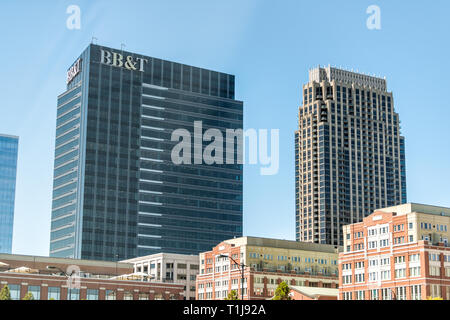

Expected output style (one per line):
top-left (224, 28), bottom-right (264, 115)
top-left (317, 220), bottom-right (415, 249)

top-left (295, 66), bottom-right (406, 246)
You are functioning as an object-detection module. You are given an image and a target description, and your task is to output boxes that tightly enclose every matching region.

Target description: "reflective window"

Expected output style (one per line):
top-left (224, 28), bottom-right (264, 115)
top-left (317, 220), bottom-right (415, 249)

top-left (48, 287), bottom-right (60, 300)
top-left (27, 285), bottom-right (40, 300)
top-left (87, 289), bottom-right (99, 300)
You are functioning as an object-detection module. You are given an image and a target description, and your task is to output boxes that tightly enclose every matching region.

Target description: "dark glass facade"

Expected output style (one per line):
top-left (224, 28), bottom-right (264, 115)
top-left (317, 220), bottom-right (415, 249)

top-left (0, 134), bottom-right (19, 253)
top-left (50, 44), bottom-right (243, 261)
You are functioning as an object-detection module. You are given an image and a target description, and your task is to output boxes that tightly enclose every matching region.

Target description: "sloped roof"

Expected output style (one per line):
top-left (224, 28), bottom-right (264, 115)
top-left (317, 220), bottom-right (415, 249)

top-left (5, 266), bottom-right (39, 274)
top-left (290, 286), bottom-right (338, 299)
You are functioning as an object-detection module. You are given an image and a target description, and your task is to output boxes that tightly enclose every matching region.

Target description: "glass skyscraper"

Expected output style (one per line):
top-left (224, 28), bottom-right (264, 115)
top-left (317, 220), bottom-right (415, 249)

top-left (50, 44), bottom-right (243, 261)
top-left (295, 66), bottom-right (406, 246)
top-left (0, 134), bottom-right (19, 254)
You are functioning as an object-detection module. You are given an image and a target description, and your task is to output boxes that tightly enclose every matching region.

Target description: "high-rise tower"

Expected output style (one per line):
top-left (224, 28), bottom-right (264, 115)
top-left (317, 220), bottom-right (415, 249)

top-left (295, 66), bottom-right (406, 246)
top-left (0, 134), bottom-right (19, 254)
top-left (50, 44), bottom-right (243, 261)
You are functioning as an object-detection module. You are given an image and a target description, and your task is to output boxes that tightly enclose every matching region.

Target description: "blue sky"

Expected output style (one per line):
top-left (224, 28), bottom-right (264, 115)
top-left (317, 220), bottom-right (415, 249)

top-left (1, 0), bottom-right (449, 256)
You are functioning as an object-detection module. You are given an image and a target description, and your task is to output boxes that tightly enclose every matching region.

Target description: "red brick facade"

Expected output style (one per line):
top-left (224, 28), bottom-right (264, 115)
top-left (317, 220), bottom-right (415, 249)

top-left (0, 272), bottom-right (184, 300)
top-left (0, 254), bottom-right (184, 300)
top-left (339, 210), bottom-right (450, 300)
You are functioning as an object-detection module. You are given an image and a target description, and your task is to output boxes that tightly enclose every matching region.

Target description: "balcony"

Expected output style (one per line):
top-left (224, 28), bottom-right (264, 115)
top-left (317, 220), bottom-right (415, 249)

top-left (254, 265), bottom-right (337, 278)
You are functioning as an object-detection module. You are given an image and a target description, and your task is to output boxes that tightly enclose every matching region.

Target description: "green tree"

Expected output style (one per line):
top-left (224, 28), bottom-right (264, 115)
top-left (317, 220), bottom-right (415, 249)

top-left (22, 292), bottom-right (34, 300)
top-left (272, 281), bottom-right (291, 300)
top-left (224, 290), bottom-right (239, 300)
top-left (0, 285), bottom-right (11, 300)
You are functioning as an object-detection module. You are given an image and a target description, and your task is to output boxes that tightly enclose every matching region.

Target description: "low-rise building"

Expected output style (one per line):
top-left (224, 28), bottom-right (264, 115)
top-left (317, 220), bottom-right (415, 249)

top-left (122, 253), bottom-right (199, 300)
top-left (0, 254), bottom-right (184, 300)
top-left (196, 236), bottom-right (341, 300)
top-left (289, 286), bottom-right (338, 300)
top-left (339, 203), bottom-right (450, 300)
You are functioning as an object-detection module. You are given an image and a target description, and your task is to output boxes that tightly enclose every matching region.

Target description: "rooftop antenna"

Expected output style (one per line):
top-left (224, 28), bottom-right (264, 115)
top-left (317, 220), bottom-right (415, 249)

top-left (121, 43), bottom-right (126, 51)
top-left (91, 37), bottom-right (98, 44)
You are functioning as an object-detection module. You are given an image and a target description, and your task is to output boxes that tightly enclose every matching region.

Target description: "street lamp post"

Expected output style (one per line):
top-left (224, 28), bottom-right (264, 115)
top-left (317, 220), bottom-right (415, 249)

top-left (391, 288), bottom-right (397, 301)
top-left (219, 254), bottom-right (247, 300)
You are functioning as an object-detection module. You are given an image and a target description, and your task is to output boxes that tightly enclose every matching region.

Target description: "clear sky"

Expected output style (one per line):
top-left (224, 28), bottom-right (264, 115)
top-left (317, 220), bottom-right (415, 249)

top-left (1, 0), bottom-right (449, 256)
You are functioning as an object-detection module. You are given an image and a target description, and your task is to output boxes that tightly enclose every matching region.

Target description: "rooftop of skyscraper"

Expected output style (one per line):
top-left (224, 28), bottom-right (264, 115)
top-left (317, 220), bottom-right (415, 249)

top-left (0, 134), bottom-right (19, 140)
top-left (308, 65), bottom-right (387, 91)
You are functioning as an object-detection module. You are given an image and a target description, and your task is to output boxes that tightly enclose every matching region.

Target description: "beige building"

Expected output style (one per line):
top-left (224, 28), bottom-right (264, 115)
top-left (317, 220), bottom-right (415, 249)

top-left (196, 237), bottom-right (341, 300)
top-left (378, 203), bottom-right (449, 245)
top-left (227, 237), bottom-right (340, 276)
top-left (295, 66), bottom-right (406, 246)
top-left (122, 253), bottom-right (199, 300)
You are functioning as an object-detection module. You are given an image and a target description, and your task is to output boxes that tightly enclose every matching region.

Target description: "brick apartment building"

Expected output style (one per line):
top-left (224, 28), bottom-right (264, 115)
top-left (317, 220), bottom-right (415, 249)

top-left (0, 254), bottom-right (184, 300)
top-left (196, 236), bottom-right (341, 300)
top-left (339, 203), bottom-right (450, 300)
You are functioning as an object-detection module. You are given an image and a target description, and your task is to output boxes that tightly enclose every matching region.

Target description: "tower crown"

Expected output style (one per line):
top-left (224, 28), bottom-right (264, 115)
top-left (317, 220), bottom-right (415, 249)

top-left (309, 66), bottom-right (387, 91)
